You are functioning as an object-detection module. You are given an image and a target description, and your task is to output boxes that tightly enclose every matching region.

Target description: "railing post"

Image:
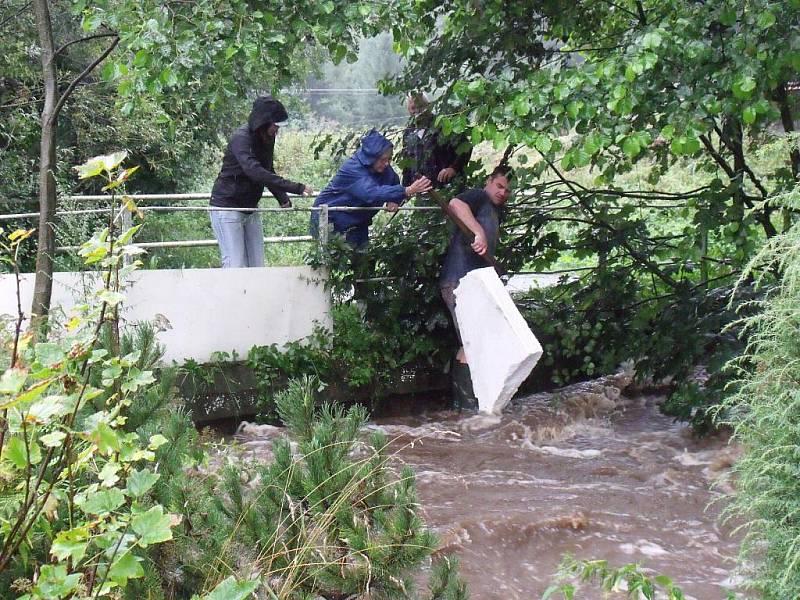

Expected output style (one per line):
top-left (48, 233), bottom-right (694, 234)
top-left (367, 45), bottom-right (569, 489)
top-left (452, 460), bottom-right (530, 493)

top-left (120, 204), bottom-right (133, 266)
top-left (319, 204), bottom-right (329, 250)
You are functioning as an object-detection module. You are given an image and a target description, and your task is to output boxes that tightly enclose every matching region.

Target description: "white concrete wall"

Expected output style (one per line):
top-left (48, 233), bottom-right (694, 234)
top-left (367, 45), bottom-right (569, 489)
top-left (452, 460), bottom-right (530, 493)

top-left (0, 267), bottom-right (331, 364)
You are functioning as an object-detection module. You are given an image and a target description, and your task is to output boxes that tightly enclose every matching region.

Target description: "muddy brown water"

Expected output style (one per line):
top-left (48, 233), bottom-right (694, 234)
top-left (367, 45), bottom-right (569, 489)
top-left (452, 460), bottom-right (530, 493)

top-left (232, 370), bottom-right (740, 599)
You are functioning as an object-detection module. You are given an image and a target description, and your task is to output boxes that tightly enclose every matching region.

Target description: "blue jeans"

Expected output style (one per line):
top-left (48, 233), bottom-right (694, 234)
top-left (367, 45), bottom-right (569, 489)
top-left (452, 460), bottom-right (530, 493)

top-left (210, 210), bottom-right (264, 268)
top-left (309, 211), bottom-right (368, 249)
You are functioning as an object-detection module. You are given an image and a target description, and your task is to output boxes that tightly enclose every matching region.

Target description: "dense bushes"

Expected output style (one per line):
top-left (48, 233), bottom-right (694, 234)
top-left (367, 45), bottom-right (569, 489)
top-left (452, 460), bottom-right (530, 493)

top-left (248, 204), bottom-right (456, 419)
top-left (720, 190), bottom-right (800, 599)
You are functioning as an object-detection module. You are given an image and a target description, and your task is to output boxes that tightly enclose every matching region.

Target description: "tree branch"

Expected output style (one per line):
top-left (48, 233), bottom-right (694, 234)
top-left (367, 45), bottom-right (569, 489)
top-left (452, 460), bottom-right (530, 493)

top-left (542, 157), bottom-right (679, 289)
top-left (49, 35), bottom-right (119, 125)
top-left (700, 133), bottom-right (735, 179)
top-left (0, 0), bottom-right (32, 33)
top-left (597, 0), bottom-right (639, 20)
top-left (54, 32), bottom-right (118, 58)
top-left (774, 82), bottom-right (800, 180)
top-left (713, 122), bottom-right (769, 199)
top-left (635, 0), bottom-right (647, 25)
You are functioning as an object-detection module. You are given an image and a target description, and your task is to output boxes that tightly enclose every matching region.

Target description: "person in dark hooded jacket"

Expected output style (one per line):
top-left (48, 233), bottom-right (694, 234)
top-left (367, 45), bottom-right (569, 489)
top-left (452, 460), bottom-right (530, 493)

top-left (210, 96), bottom-right (313, 268)
top-left (310, 129), bottom-right (431, 247)
top-left (400, 93), bottom-right (472, 189)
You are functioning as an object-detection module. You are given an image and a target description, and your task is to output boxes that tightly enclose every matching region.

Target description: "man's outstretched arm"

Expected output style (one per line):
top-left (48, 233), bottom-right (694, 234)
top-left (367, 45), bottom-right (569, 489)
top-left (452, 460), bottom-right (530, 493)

top-left (448, 197), bottom-right (488, 255)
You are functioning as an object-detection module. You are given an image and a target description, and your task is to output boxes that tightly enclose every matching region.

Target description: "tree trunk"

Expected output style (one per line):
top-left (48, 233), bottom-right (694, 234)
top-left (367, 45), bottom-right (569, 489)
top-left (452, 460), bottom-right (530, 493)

top-left (31, 0), bottom-right (58, 328)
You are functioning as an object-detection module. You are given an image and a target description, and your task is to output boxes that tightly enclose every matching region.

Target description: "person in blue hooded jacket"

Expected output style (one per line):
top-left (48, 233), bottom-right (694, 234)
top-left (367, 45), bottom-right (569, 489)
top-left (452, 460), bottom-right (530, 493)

top-left (310, 129), bottom-right (432, 247)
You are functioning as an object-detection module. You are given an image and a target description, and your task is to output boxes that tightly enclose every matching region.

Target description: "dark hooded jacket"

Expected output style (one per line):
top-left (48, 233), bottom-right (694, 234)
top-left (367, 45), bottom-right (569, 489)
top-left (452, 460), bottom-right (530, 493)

top-left (312, 129), bottom-right (405, 246)
top-left (399, 114), bottom-right (472, 188)
top-left (211, 96), bottom-right (305, 209)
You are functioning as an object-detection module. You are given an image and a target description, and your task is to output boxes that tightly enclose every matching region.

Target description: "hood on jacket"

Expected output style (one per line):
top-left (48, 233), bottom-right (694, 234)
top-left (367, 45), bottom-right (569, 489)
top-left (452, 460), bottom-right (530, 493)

top-left (355, 129), bottom-right (393, 166)
top-left (248, 96), bottom-right (289, 132)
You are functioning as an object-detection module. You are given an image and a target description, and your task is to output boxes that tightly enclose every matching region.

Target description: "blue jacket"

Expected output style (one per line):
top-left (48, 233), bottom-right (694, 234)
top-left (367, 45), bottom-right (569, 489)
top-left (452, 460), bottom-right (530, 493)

top-left (313, 130), bottom-right (406, 245)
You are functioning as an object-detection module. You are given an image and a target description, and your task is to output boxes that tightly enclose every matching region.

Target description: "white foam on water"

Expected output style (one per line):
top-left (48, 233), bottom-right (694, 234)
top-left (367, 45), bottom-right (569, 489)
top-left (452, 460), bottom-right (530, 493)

top-left (235, 421), bottom-right (282, 438)
top-left (675, 449), bottom-right (718, 466)
top-left (619, 539), bottom-right (669, 557)
top-left (459, 413), bottom-right (504, 432)
top-left (367, 423), bottom-right (462, 442)
top-left (533, 445), bottom-right (604, 459)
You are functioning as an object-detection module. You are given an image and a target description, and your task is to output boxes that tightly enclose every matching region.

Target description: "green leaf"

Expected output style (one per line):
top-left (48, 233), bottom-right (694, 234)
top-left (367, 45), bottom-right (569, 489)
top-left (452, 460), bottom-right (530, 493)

top-left (641, 31), bottom-right (663, 49)
top-left (97, 289), bottom-right (126, 307)
top-left (583, 132), bottom-right (602, 155)
top-left (467, 79), bottom-right (484, 95)
top-left (0, 368), bottom-right (27, 395)
top-left (80, 488), bottom-right (125, 515)
top-left (40, 430), bottom-right (67, 447)
top-left (51, 527), bottom-right (90, 563)
top-left (27, 395), bottom-right (68, 424)
top-left (322, 0), bottom-right (335, 13)
top-left (757, 11), bottom-right (776, 28)
top-left (74, 151), bottom-right (128, 179)
top-left (684, 136), bottom-right (701, 154)
top-left (133, 50), bottom-right (150, 67)
top-left (534, 134), bottom-right (553, 155)
top-left (514, 97), bottom-right (531, 116)
top-left (126, 469), bottom-right (160, 497)
top-left (720, 6), bottom-right (737, 26)
top-left (121, 369), bottom-right (156, 393)
top-left (653, 574), bottom-right (673, 586)
top-left (15, 379), bottom-right (51, 405)
top-left (622, 136), bottom-right (641, 158)
top-left (5, 435), bottom-right (42, 469)
top-left (92, 422), bottom-right (121, 454)
top-left (743, 105), bottom-right (757, 124)
top-left (148, 434), bottom-right (168, 450)
top-left (99, 461), bottom-right (121, 487)
top-left (108, 551), bottom-right (145, 586)
top-left (732, 75), bottom-right (756, 99)
top-left (159, 67), bottom-right (178, 87)
top-left (81, 11), bottom-right (103, 32)
top-left (204, 576), bottom-right (260, 600)
top-left (132, 506), bottom-right (174, 546)
top-left (101, 363), bottom-right (123, 385)
top-left (33, 564), bottom-right (82, 598)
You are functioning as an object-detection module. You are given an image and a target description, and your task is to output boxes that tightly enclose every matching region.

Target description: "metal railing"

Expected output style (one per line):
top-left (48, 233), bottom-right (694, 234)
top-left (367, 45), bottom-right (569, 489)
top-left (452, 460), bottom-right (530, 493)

top-left (0, 193), bottom-right (446, 253)
top-left (0, 191), bottom-right (692, 277)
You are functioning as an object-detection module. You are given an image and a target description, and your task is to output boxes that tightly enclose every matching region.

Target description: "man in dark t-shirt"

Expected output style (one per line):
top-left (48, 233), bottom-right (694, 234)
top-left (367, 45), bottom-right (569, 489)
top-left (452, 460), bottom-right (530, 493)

top-left (439, 168), bottom-right (512, 408)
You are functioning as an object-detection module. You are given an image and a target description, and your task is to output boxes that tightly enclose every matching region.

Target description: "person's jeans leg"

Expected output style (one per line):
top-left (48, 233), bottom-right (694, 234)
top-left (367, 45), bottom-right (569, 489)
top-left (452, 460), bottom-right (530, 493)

top-left (242, 212), bottom-right (265, 267)
top-left (440, 281), bottom-right (462, 344)
top-left (210, 210), bottom-right (247, 268)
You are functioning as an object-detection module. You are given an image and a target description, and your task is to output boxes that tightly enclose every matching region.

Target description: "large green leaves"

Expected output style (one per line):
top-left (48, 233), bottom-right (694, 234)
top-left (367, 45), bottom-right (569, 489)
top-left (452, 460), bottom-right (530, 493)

top-left (131, 506), bottom-right (174, 546)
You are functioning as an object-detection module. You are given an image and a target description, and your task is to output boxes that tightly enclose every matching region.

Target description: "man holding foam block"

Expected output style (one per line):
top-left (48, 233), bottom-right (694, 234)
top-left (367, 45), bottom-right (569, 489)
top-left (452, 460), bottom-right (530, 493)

top-left (439, 167), bottom-right (512, 409)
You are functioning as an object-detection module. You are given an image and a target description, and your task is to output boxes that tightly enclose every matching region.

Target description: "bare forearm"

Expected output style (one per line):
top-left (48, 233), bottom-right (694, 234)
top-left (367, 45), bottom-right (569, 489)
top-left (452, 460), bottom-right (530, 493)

top-left (449, 198), bottom-right (484, 239)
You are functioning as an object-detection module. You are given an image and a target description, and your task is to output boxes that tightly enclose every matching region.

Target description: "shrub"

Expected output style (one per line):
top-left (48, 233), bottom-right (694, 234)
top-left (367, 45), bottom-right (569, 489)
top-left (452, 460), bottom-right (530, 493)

top-left (0, 154), bottom-right (181, 599)
top-left (720, 188), bottom-right (800, 598)
top-left (213, 376), bottom-right (468, 599)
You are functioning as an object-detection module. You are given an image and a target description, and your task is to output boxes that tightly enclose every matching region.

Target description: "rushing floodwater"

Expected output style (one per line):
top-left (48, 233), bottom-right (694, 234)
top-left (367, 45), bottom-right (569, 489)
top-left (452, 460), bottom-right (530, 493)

top-left (233, 370), bottom-right (740, 599)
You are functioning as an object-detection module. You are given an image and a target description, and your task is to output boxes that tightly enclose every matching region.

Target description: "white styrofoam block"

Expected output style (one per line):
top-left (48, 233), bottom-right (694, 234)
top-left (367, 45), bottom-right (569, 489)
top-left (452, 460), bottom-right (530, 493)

top-left (454, 267), bottom-right (543, 414)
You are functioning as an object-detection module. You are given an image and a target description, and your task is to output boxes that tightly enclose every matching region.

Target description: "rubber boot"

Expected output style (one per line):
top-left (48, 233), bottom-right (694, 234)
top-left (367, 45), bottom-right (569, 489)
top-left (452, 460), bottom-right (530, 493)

top-left (451, 361), bottom-right (478, 411)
